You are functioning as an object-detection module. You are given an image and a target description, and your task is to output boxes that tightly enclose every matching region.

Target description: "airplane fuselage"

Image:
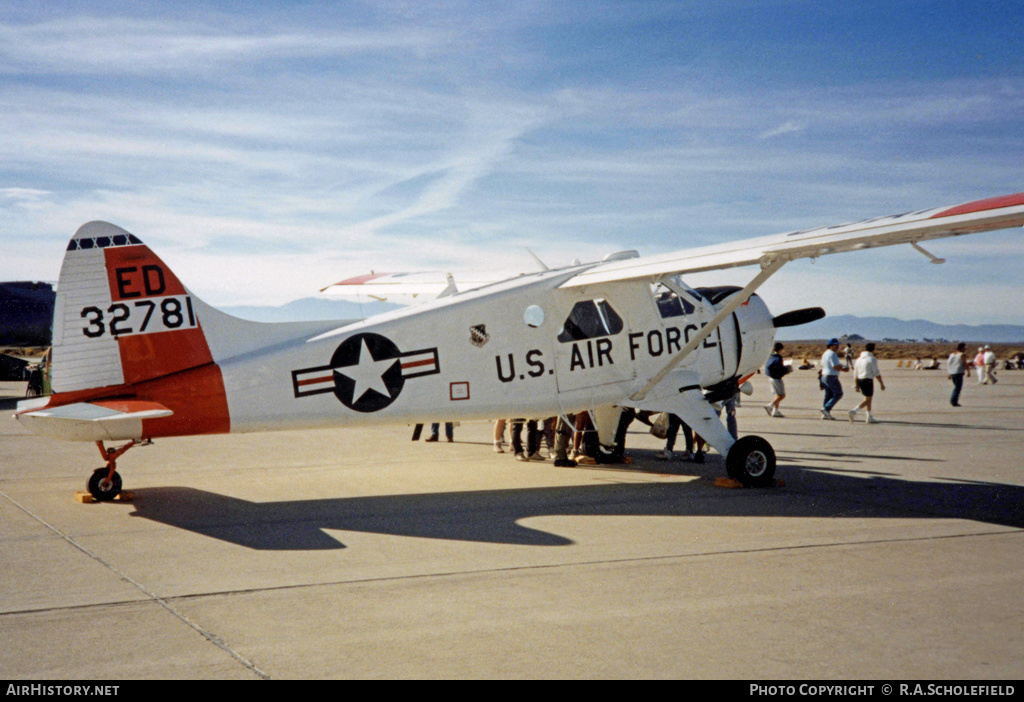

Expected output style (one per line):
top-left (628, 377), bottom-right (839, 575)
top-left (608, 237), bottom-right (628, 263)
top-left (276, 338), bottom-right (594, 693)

top-left (16, 225), bottom-right (779, 448)
top-left (19, 190), bottom-right (1024, 498)
top-left (217, 268), bottom-right (777, 436)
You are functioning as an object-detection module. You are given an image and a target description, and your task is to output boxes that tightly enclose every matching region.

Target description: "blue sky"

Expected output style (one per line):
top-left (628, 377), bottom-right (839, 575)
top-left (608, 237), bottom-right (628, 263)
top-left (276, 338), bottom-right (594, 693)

top-left (1, 1), bottom-right (1022, 325)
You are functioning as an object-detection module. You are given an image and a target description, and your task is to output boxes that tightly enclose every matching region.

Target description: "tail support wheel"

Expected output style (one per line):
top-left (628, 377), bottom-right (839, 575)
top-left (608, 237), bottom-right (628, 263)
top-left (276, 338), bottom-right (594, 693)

top-left (88, 467), bottom-right (123, 501)
top-left (725, 435), bottom-right (776, 487)
top-left (87, 440), bottom-right (137, 501)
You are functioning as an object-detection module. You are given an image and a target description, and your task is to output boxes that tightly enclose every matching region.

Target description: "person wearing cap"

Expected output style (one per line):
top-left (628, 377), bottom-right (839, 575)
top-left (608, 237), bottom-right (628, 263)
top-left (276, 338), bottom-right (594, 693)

top-left (982, 345), bottom-right (998, 385)
top-left (820, 338), bottom-right (847, 420)
top-left (764, 342), bottom-right (790, 418)
top-left (974, 347), bottom-right (986, 384)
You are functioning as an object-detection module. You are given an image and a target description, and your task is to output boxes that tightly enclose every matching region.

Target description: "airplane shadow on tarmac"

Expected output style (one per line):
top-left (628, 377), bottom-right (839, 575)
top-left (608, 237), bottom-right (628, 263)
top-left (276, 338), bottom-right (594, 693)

top-left (123, 458), bottom-right (1024, 550)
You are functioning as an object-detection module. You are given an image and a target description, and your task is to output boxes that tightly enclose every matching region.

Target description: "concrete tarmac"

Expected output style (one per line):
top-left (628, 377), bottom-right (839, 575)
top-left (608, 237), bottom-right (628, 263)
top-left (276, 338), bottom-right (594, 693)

top-left (1, 361), bottom-right (1022, 679)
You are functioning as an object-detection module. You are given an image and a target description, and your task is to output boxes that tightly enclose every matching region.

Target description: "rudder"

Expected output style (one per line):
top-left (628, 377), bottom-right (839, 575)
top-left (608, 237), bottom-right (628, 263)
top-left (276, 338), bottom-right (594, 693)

top-left (45, 221), bottom-right (230, 437)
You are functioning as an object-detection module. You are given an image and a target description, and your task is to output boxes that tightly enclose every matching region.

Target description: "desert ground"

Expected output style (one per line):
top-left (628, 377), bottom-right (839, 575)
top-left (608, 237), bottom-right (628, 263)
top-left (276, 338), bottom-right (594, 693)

top-left (2, 360), bottom-right (1022, 679)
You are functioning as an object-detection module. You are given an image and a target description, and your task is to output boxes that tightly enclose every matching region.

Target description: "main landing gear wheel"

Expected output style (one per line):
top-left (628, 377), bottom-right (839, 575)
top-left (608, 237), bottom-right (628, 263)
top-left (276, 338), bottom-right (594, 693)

top-left (726, 435), bottom-right (776, 487)
top-left (87, 467), bottom-right (123, 501)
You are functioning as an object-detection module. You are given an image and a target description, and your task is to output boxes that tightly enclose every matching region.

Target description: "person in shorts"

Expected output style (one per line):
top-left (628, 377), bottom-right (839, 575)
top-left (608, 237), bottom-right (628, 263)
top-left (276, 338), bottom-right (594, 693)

top-left (849, 343), bottom-right (885, 423)
top-left (764, 342), bottom-right (790, 417)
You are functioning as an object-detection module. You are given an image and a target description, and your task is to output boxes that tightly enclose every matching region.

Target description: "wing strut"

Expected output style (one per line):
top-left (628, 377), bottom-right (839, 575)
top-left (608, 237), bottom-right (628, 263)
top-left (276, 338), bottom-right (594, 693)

top-left (911, 242), bottom-right (946, 264)
top-left (630, 256), bottom-right (788, 402)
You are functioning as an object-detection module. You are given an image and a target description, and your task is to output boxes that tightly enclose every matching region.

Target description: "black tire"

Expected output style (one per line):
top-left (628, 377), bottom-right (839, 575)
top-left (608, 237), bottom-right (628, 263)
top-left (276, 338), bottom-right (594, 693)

top-left (726, 435), bottom-right (776, 487)
top-left (87, 467), bottom-right (122, 502)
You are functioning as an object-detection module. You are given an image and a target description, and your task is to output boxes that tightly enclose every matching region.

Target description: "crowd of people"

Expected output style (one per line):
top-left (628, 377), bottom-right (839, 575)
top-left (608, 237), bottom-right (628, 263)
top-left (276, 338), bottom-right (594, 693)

top-left (489, 411), bottom-right (702, 467)
top-left (417, 339), bottom-right (1017, 463)
top-left (764, 339), bottom-right (1016, 421)
top-left (417, 409), bottom-right (720, 468)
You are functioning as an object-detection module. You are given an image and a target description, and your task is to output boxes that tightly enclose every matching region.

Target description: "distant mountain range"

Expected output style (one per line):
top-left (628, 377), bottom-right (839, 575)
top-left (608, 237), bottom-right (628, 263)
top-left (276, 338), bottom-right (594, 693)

top-left (221, 298), bottom-right (1023, 344)
top-left (775, 314), bottom-right (1023, 343)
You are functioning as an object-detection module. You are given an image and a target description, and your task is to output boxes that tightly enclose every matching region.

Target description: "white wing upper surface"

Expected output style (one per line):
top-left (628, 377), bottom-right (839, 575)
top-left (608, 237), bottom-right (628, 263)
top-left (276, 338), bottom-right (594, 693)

top-left (561, 192), bottom-right (1024, 288)
top-left (323, 192), bottom-right (1024, 300)
top-left (320, 270), bottom-right (515, 303)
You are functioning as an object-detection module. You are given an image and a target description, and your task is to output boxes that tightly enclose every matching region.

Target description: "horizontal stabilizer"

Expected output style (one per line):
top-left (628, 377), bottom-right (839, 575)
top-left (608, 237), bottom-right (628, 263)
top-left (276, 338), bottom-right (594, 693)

top-left (16, 400), bottom-right (173, 442)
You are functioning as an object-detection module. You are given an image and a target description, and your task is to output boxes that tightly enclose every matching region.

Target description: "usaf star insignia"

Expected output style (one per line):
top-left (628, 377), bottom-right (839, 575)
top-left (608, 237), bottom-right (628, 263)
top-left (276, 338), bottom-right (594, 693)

top-left (291, 332), bottom-right (440, 412)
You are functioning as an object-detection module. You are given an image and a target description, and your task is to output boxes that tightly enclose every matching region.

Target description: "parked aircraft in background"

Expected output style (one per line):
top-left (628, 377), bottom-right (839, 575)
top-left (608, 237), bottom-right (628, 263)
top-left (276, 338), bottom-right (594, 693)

top-left (13, 192), bottom-right (1024, 500)
top-left (0, 281), bottom-right (54, 347)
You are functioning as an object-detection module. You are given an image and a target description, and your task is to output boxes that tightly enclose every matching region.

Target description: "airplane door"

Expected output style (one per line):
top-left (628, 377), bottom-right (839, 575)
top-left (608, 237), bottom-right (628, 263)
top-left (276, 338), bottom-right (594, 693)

top-left (693, 287), bottom-right (742, 382)
top-left (551, 293), bottom-right (635, 405)
top-left (659, 278), bottom-right (739, 385)
top-left (716, 309), bottom-right (741, 378)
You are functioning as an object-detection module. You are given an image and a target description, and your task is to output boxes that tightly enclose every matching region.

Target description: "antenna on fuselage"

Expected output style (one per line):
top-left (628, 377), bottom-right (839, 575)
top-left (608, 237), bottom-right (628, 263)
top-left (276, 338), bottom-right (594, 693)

top-left (525, 248), bottom-right (550, 272)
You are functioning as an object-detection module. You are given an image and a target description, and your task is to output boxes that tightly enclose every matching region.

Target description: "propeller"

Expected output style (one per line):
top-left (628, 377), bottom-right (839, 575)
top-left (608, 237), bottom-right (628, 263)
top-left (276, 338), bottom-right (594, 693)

top-left (772, 306), bottom-right (826, 328)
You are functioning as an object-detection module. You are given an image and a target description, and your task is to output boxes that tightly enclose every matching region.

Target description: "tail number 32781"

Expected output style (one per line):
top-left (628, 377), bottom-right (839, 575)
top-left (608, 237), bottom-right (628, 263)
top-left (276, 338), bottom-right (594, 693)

top-left (80, 295), bottom-right (198, 339)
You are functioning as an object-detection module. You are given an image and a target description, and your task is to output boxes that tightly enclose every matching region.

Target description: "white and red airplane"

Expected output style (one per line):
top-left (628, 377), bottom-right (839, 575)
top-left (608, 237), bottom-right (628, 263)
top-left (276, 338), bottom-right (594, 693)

top-left (13, 192), bottom-right (1024, 499)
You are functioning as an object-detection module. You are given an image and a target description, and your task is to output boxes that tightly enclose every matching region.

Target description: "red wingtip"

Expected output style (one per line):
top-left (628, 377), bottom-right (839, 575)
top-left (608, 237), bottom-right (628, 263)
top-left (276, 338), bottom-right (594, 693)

top-left (931, 192), bottom-right (1024, 219)
top-left (330, 272), bottom-right (390, 286)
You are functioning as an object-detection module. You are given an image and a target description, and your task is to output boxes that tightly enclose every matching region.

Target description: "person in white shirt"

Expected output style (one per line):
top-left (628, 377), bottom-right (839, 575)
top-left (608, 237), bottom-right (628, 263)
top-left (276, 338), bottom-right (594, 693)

top-left (982, 345), bottom-right (998, 385)
top-left (849, 343), bottom-right (885, 423)
top-left (820, 338), bottom-right (846, 420)
top-left (947, 342), bottom-right (966, 407)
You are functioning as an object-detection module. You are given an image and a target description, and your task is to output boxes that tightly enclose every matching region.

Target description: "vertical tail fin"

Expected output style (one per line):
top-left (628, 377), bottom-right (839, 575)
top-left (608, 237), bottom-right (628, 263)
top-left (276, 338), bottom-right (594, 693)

top-left (42, 221), bottom-right (231, 437)
top-left (53, 221), bottom-right (215, 391)
top-left (28, 221), bottom-right (349, 441)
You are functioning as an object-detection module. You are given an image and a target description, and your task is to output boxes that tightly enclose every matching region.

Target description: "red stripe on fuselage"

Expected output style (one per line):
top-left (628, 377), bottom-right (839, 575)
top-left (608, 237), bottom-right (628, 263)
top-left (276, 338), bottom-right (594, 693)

top-left (33, 363), bottom-right (231, 439)
top-left (297, 374), bottom-right (335, 386)
top-left (401, 358), bottom-right (435, 370)
top-left (137, 363), bottom-right (230, 437)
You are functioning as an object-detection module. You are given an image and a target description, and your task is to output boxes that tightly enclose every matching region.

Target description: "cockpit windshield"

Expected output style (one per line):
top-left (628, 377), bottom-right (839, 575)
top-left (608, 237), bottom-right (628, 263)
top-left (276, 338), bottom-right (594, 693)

top-left (651, 277), bottom-right (702, 319)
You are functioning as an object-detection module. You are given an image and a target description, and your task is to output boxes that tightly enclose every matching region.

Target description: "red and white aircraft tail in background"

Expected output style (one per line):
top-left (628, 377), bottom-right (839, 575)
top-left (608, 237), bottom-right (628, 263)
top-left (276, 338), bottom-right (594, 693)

top-left (15, 192), bottom-right (1024, 499)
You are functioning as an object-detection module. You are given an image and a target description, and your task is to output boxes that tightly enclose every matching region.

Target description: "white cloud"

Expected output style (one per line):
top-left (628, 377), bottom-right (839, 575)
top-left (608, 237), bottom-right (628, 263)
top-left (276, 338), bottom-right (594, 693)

top-left (759, 121), bottom-right (805, 139)
top-left (1, 187), bottom-right (51, 201)
top-left (0, 17), bottom-right (441, 74)
top-left (1, 5), bottom-right (1022, 324)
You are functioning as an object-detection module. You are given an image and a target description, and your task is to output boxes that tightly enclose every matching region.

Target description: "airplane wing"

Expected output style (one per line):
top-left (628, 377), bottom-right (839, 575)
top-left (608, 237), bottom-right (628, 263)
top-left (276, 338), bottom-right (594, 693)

top-left (321, 249), bottom-right (559, 303)
top-left (320, 270), bottom-right (516, 303)
top-left (15, 400), bottom-right (173, 442)
top-left (323, 193), bottom-right (1023, 300)
top-left (561, 192), bottom-right (1024, 288)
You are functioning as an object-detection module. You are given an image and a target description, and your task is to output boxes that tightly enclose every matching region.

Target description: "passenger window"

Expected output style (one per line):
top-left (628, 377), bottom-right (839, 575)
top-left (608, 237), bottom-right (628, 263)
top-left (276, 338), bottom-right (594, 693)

top-left (557, 299), bottom-right (624, 343)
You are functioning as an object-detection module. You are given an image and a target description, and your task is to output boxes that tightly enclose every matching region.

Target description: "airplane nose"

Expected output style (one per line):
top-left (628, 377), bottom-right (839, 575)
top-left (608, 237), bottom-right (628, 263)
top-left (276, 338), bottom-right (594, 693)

top-left (772, 306), bottom-right (826, 328)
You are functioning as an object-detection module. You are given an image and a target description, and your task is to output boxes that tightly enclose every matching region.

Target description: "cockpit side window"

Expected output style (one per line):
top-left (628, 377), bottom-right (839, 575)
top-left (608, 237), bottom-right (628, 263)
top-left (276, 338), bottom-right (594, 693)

top-left (651, 282), bottom-right (696, 319)
top-left (663, 276), bottom-right (704, 301)
top-left (557, 299), bottom-right (624, 343)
